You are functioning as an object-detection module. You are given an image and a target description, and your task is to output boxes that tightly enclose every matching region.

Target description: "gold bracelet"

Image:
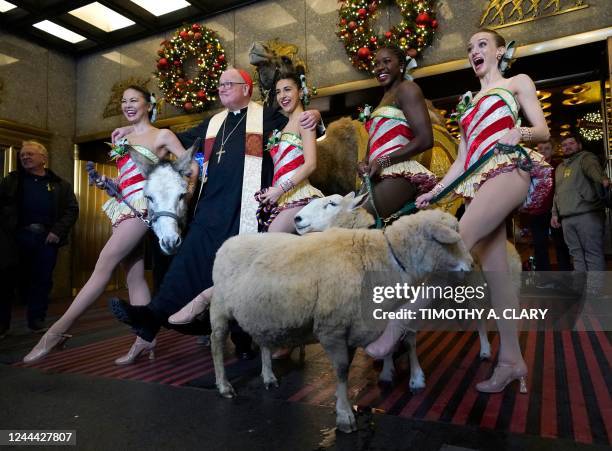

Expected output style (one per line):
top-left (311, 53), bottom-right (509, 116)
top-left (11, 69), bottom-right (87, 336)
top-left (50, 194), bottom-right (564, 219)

top-left (432, 182), bottom-right (445, 196)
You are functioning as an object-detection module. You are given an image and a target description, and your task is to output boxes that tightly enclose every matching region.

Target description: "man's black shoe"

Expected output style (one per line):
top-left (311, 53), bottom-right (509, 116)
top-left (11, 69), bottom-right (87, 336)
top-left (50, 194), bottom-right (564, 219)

top-left (109, 297), bottom-right (135, 325)
top-left (235, 348), bottom-right (257, 360)
top-left (28, 319), bottom-right (47, 332)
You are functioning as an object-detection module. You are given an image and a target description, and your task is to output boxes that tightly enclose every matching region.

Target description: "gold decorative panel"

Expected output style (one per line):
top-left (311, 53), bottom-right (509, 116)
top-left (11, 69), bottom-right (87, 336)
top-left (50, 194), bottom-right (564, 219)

top-left (480, 0), bottom-right (588, 29)
top-left (103, 76), bottom-right (152, 118)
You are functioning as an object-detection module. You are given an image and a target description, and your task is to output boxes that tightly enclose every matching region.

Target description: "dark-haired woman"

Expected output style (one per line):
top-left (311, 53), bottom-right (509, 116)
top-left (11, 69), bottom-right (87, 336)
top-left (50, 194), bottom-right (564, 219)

top-left (256, 70), bottom-right (323, 232)
top-left (24, 87), bottom-right (196, 364)
top-left (358, 44), bottom-right (436, 219)
top-left (167, 72), bottom-right (323, 358)
top-left (366, 30), bottom-right (552, 394)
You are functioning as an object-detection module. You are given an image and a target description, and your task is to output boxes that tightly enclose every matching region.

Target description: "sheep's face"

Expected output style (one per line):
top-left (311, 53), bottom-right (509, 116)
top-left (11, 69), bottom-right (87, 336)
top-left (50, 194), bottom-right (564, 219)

top-left (294, 192), bottom-right (369, 234)
top-left (390, 211), bottom-right (473, 275)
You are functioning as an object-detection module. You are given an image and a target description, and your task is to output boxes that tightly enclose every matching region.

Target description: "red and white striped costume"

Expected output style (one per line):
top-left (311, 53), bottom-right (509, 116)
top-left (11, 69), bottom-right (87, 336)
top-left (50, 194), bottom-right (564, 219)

top-left (453, 88), bottom-right (552, 213)
top-left (102, 142), bottom-right (159, 226)
top-left (269, 132), bottom-right (322, 210)
top-left (365, 105), bottom-right (436, 193)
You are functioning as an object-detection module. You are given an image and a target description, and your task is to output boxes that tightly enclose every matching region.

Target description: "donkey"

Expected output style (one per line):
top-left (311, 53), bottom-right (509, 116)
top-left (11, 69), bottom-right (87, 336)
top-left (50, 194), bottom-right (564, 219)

top-left (126, 143), bottom-right (197, 255)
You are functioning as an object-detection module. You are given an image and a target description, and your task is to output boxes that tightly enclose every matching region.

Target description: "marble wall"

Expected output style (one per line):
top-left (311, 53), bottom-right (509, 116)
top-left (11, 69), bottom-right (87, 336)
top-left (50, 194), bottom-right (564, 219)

top-left (0, 33), bottom-right (76, 298)
top-left (73, 0), bottom-right (611, 136)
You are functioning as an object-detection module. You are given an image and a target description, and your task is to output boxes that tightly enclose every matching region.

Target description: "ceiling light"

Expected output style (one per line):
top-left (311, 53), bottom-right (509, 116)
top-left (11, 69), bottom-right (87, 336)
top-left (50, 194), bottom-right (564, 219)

top-left (562, 84), bottom-right (589, 96)
top-left (543, 111), bottom-right (551, 117)
top-left (306, 0), bottom-right (339, 15)
top-left (33, 20), bottom-right (86, 43)
top-left (243, 4), bottom-right (297, 28)
top-left (102, 51), bottom-right (141, 67)
top-left (129, 0), bottom-right (191, 16)
top-left (562, 97), bottom-right (585, 106)
top-left (69, 2), bottom-right (135, 32)
top-left (560, 124), bottom-right (571, 129)
top-left (536, 90), bottom-right (551, 100)
top-left (0, 52), bottom-right (18, 65)
top-left (540, 102), bottom-right (551, 110)
top-left (0, 0), bottom-right (16, 13)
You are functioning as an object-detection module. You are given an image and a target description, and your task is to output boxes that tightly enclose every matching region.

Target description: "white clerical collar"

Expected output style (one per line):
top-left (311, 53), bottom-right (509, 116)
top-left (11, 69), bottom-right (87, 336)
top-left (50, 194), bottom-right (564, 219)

top-left (230, 107), bottom-right (248, 115)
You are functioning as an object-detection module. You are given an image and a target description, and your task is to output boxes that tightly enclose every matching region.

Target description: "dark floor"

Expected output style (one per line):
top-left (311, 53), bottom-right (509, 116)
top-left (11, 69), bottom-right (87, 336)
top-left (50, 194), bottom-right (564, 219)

top-left (1, 290), bottom-right (611, 451)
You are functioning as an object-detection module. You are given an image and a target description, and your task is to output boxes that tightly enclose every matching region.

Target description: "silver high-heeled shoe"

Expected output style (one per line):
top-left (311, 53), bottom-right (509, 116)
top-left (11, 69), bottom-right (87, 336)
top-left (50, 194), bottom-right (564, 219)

top-left (475, 362), bottom-right (528, 394)
top-left (114, 337), bottom-right (156, 365)
top-left (23, 331), bottom-right (72, 363)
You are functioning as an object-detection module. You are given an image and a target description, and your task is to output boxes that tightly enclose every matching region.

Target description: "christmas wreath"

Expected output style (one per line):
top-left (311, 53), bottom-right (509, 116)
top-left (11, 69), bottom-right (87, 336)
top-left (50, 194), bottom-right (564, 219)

top-left (155, 23), bottom-right (227, 113)
top-left (337, 0), bottom-right (438, 72)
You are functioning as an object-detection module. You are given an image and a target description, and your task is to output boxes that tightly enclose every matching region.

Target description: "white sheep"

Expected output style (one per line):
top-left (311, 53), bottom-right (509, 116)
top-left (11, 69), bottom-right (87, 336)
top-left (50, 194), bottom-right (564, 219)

top-left (210, 209), bottom-right (473, 433)
top-left (294, 191), bottom-right (523, 362)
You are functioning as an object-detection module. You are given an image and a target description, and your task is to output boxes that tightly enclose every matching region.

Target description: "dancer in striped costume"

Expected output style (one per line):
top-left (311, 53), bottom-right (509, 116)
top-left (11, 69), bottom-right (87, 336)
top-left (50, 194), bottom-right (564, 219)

top-left (101, 140), bottom-right (159, 226)
top-left (168, 70), bottom-right (323, 354)
top-left (358, 45), bottom-right (436, 219)
top-left (366, 30), bottom-right (552, 395)
top-left (255, 69), bottom-right (322, 232)
top-left (24, 86), bottom-right (197, 364)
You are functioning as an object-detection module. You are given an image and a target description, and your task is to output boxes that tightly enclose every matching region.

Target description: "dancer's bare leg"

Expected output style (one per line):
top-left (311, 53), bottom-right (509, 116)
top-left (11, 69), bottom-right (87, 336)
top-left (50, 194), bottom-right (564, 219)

top-left (168, 286), bottom-right (213, 325)
top-left (459, 169), bottom-right (530, 366)
top-left (122, 242), bottom-right (150, 307)
top-left (268, 205), bottom-right (304, 233)
top-left (363, 178), bottom-right (417, 219)
top-left (24, 218), bottom-right (148, 362)
top-left (49, 218), bottom-right (149, 334)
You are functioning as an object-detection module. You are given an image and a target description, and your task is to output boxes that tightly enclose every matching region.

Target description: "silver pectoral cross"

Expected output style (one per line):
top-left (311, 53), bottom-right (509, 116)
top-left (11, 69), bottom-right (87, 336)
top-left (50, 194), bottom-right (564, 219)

top-left (216, 146), bottom-right (226, 163)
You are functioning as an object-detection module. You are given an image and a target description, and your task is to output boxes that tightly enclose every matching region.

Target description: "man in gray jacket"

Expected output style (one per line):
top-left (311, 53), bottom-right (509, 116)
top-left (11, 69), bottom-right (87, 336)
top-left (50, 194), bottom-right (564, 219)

top-left (551, 133), bottom-right (609, 273)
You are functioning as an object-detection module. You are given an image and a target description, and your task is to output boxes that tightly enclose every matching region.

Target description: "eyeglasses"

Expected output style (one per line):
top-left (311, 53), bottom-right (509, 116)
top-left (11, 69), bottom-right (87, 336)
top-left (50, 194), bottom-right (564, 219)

top-left (218, 81), bottom-right (246, 89)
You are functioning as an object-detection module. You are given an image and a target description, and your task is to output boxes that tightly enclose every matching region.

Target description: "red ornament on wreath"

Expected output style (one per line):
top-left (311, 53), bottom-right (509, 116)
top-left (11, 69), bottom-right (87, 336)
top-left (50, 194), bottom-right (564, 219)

top-left (357, 47), bottom-right (370, 59)
top-left (337, 0), bottom-right (437, 72)
top-left (155, 23), bottom-right (227, 113)
top-left (416, 12), bottom-right (431, 26)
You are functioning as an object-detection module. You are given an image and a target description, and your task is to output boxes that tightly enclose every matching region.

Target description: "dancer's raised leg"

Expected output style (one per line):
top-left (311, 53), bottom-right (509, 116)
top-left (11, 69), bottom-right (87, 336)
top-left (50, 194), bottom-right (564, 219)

top-left (24, 218), bottom-right (148, 363)
top-left (458, 170), bottom-right (530, 392)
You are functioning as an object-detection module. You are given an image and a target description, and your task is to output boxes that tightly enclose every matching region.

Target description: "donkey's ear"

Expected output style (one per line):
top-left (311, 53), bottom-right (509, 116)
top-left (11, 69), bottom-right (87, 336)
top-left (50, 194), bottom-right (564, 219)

top-left (128, 146), bottom-right (155, 176)
top-left (173, 137), bottom-right (200, 177)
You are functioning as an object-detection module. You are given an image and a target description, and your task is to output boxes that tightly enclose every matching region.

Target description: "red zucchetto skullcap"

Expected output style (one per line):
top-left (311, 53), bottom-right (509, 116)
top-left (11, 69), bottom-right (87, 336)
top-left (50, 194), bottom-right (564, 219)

top-left (237, 69), bottom-right (253, 96)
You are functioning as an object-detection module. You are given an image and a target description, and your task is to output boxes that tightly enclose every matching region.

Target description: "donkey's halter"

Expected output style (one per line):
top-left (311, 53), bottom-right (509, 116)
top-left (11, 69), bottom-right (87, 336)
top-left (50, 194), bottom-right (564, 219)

top-left (147, 209), bottom-right (184, 228)
top-left (113, 191), bottom-right (183, 230)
